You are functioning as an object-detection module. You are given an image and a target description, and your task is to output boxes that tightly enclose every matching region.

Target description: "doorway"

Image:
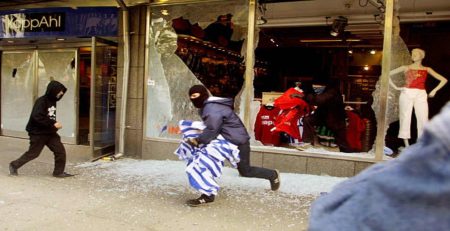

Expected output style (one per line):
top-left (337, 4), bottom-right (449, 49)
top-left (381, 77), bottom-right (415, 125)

top-left (0, 37), bottom-right (118, 156)
top-left (88, 37), bottom-right (118, 155)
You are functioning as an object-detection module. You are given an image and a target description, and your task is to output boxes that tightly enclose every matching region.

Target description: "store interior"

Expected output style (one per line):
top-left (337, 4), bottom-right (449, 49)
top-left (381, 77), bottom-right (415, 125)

top-left (165, 0), bottom-right (450, 155)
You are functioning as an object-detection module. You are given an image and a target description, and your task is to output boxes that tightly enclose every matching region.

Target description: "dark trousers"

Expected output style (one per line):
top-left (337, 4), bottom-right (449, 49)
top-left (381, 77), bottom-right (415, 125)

top-left (237, 141), bottom-right (275, 180)
top-left (303, 115), bottom-right (352, 153)
top-left (10, 134), bottom-right (66, 175)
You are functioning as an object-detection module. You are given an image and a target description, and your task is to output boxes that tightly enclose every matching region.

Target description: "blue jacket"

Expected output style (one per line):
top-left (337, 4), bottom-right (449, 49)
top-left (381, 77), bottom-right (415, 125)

top-left (197, 97), bottom-right (250, 145)
top-left (308, 102), bottom-right (450, 231)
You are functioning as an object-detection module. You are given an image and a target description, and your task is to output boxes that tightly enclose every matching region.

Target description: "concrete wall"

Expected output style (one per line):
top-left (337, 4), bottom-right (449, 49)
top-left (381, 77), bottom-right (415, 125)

top-left (117, 6), bottom-right (146, 157)
top-left (142, 139), bottom-right (374, 177)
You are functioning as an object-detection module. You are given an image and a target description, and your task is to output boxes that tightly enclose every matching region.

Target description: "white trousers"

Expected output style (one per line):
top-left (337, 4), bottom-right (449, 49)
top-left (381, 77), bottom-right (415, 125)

top-left (398, 88), bottom-right (428, 139)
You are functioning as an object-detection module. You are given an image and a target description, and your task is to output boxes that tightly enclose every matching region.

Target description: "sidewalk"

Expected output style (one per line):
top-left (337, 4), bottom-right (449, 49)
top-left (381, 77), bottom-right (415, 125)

top-left (0, 136), bottom-right (345, 231)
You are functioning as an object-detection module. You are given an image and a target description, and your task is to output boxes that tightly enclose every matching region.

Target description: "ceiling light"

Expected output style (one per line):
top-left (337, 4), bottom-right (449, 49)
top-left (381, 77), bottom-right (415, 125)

top-left (348, 49), bottom-right (353, 54)
top-left (370, 49), bottom-right (376, 54)
top-left (330, 16), bottom-right (348, 37)
top-left (364, 65), bottom-right (370, 71)
top-left (56, 38), bottom-right (65, 41)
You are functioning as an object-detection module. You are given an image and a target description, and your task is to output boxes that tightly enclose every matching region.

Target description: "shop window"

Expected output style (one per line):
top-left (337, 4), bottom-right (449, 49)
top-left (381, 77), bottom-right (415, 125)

top-left (146, 0), bottom-right (248, 139)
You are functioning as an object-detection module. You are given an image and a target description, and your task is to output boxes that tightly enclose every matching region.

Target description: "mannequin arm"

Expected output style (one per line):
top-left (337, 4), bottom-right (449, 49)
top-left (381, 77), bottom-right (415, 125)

top-left (388, 66), bottom-right (406, 90)
top-left (427, 67), bottom-right (448, 97)
top-left (389, 78), bottom-right (402, 90)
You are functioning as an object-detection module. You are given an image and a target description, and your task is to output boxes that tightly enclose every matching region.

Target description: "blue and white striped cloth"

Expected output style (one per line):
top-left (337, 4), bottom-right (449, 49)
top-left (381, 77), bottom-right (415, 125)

top-left (174, 120), bottom-right (240, 196)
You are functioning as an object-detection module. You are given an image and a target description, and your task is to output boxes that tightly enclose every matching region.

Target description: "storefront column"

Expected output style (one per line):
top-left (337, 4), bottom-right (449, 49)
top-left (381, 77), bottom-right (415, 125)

top-left (243, 0), bottom-right (257, 129)
top-left (117, 5), bottom-right (147, 157)
top-left (375, 0), bottom-right (394, 161)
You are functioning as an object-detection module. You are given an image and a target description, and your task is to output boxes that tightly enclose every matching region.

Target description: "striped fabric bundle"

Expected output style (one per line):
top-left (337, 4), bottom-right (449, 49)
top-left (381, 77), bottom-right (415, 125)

top-left (174, 120), bottom-right (240, 196)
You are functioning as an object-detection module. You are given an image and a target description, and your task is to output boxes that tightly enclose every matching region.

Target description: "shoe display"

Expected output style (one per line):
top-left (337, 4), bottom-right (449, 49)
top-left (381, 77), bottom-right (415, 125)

top-left (186, 194), bottom-right (215, 207)
top-left (270, 169), bottom-right (281, 191)
top-left (9, 163), bottom-right (18, 176)
top-left (53, 172), bottom-right (75, 178)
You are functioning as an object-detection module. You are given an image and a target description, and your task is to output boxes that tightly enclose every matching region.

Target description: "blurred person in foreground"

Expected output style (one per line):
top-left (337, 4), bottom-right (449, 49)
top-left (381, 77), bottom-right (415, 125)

top-left (308, 102), bottom-right (450, 231)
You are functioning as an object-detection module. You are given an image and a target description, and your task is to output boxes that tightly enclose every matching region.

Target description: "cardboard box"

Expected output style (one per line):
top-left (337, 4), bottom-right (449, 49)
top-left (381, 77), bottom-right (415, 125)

top-left (262, 92), bottom-right (283, 105)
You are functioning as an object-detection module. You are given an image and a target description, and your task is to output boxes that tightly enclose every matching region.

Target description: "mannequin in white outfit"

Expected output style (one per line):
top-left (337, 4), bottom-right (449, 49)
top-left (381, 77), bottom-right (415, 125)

top-left (389, 48), bottom-right (447, 147)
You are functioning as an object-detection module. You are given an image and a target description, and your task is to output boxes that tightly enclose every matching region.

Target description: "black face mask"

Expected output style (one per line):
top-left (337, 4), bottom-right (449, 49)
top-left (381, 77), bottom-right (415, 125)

top-left (189, 85), bottom-right (209, 108)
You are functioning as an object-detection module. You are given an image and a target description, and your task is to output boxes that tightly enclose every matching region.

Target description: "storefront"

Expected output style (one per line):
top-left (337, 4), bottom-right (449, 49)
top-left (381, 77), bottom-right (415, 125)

top-left (0, 7), bottom-right (119, 155)
top-left (1, 1), bottom-right (448, 176)
top-left (139, 0), bottom-right (450, 177)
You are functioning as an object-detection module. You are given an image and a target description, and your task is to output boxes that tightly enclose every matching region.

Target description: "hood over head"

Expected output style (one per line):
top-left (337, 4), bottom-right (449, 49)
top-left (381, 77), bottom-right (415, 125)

top-left (45, 80), bottom-right (67, 101)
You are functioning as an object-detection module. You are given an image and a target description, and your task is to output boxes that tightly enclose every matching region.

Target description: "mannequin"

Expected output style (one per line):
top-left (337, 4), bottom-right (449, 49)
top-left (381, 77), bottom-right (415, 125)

top-left (389, 48), bottom-right (448, 147)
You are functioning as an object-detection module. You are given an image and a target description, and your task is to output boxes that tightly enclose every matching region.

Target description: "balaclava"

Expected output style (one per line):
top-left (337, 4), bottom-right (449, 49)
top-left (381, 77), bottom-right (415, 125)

top-left (188, 85), bottom-right (209, 108)
top-left (45, 80), bottom-right (67, 102)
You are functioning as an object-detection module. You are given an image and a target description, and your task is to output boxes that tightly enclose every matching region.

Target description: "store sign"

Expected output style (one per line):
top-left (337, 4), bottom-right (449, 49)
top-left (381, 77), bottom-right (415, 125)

top-left (3, 13), bottom-right (65, 32)
top-left (0, 7), bottom-right (117, 38)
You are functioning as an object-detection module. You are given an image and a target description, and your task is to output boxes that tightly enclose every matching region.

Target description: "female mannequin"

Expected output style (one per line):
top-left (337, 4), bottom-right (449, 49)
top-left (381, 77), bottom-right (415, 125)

top-left (389, 48), bottom-right (448, 147)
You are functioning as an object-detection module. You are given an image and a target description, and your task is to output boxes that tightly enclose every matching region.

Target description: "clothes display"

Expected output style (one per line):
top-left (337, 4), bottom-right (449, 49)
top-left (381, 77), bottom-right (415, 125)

top-left (254, 105), bottom-right (281, 146)
top-left (389, 48), bottom-right (448, 146)
top-left (404, 68), bottom-right (427, 89)
top-left (176, 35), bottom-right (244, 98)
top-left (398, 88), bottom-right (428, 139)
top-left (174, 120), bottom-right (240, 196)
top-left (272, 87), bottom-right (310, 140)
top-left (345, 110), bottom-right (366, 152)
top-left (399, 68), bottom-right (429, 139)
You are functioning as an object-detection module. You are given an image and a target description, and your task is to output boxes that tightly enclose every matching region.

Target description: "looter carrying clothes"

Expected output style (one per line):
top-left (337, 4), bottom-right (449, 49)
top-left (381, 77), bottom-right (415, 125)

top-left (185, 85), bottom-right (280, 206)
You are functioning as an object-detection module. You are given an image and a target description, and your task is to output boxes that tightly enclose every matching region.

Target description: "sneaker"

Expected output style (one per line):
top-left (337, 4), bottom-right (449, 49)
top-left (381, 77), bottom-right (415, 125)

top-left (270, 169), bottom-right (281, 191)
top-left (186, 194), bottom-right (215, 207)
top-left (53, 172), bottom-right (75, 178)
top-left (9, 163), bottom-right (18, 176)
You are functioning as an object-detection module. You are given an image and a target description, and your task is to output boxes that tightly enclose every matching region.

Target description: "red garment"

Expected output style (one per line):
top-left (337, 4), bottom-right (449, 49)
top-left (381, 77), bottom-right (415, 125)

top-left (271, 88), bottom-right (310, 140)
top-left (254, 106), bottom-right (281, 146)
top-left (404, 69), bottom-right (427, 89)
top-left (345, 111), bottom-right (366, 152)
top-left (273, 108), bottom-right (303, 140)
top-left (274, 88), bottom-right (306, 110)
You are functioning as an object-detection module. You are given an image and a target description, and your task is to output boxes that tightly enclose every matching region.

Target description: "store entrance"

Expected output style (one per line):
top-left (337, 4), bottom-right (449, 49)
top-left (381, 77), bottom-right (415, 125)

top-left (87, 37), bottom-right (118, 156)
top-left (1, 49), bottom-right (78, 144)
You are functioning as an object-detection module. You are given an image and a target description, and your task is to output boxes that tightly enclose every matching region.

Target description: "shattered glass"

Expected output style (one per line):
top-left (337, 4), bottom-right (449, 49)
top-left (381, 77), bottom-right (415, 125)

top-left (371, 11), bottom-right (411, 151)
top-left (146, 0), bottom-right (249, 139)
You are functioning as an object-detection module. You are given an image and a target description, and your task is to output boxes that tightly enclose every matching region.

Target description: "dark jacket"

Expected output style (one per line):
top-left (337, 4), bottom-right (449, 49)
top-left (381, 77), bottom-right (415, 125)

top-left (305, 86), bottom-right (346, 131)
top-left (26, 81), bottom-right (67, 135)
top-left (197, 97), bottom-right (250, 145)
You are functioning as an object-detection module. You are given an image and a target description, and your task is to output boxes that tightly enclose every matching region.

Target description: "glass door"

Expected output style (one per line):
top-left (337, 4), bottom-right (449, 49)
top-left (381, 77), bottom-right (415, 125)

top-left (37, 50), bottom-right (78, 144)
top-left (1, 51), bottom-right (36, 138)
top-left (90, 37), bottom-right (118, 155)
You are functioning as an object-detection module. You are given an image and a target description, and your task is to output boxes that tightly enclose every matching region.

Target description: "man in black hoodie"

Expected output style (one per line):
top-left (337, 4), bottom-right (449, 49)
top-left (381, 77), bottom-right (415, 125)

top-left (9, 80), bottom-right (74, 178)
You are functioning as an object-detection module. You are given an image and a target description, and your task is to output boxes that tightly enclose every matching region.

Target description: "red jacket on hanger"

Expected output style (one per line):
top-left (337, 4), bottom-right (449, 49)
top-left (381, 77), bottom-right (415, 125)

top-left (254, 105), bottom-right (281, 146)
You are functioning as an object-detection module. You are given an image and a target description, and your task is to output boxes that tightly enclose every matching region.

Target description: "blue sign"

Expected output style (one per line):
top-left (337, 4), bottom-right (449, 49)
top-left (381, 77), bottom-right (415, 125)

top-left (0, 7), bottom-right (118, 38)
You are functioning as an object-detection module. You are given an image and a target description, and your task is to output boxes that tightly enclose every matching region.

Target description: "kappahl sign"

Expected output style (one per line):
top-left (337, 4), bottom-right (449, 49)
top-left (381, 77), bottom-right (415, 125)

top-left (0, 7), bottom-right (117, 38)
top-left (3, 12), bottom-right (65, 32)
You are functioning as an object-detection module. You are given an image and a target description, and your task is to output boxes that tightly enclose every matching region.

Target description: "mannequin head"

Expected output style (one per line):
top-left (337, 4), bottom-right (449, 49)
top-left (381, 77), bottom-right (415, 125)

top-left (411, 48), bottom-right (425, 62)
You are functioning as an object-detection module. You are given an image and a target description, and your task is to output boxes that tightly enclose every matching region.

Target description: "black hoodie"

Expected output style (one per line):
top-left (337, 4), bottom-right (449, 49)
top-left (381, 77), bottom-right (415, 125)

top-left (26, 81), bottom-right (67, 135)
